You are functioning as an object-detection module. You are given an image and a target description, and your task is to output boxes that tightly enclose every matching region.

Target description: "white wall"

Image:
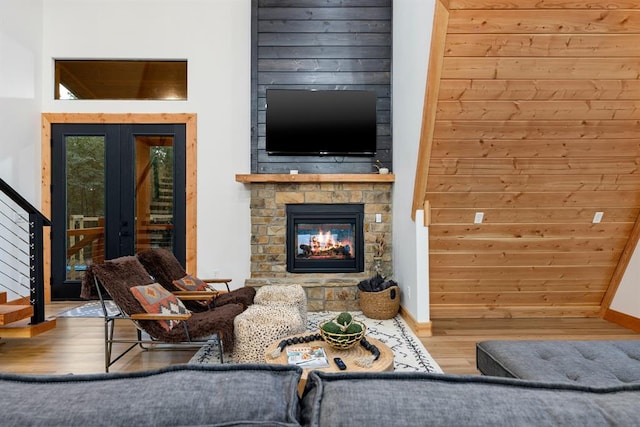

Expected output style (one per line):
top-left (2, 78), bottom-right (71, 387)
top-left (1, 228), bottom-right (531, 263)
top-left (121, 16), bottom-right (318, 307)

top-left (611, 243), bottom-right (640, 318)
top-left (0, 0), bottom-right (43, 300)
top-left (40, 0), bottom-right (252, 284)
top-left (0, 0), bottom-right (43, 203)
top-left (391, 0), bottom-right (435, 322)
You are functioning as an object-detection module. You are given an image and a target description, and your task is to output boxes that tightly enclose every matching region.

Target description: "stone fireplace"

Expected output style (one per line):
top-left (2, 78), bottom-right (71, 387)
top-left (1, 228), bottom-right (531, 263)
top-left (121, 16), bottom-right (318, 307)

top-left (237, 174), bottom-right (393, 311)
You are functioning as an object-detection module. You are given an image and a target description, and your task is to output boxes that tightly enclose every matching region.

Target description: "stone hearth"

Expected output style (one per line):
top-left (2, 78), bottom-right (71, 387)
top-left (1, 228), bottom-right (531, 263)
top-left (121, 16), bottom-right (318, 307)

top-left (237, 175), bottom-right (393, 311)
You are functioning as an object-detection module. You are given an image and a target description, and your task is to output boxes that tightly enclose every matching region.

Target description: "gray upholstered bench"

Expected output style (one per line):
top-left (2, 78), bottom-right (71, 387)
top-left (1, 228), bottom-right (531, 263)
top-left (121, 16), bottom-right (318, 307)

top-left (477, 340), bottom-right (640, 388)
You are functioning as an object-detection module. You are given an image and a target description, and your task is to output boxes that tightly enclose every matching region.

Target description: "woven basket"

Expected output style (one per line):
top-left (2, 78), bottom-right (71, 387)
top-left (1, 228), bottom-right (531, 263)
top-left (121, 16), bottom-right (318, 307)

top-left (319, 319), bottom-right (366, 350)
top-left (358, 286), bottom-right (400, 320)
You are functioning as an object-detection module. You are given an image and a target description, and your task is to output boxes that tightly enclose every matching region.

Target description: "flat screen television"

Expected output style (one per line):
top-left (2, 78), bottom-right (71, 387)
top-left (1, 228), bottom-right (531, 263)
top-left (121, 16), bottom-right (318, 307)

top-left (265, 89), bottom-right (376, 156)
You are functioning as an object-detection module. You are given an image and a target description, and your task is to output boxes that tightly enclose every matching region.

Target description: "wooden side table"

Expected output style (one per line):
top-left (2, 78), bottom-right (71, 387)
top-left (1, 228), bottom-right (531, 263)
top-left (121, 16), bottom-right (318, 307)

top-left (265, 335), bottom-right (394, 395)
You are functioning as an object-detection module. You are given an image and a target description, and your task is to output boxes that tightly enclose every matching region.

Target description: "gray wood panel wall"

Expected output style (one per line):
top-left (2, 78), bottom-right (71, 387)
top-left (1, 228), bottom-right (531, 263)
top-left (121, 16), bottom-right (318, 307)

top-left (251, 0), bottom-right (392, 174)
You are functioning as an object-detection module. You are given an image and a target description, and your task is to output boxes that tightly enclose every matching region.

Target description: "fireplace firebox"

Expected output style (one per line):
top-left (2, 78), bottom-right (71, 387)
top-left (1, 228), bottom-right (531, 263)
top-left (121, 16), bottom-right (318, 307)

top-left (286, 204), bottom-right (364, 273)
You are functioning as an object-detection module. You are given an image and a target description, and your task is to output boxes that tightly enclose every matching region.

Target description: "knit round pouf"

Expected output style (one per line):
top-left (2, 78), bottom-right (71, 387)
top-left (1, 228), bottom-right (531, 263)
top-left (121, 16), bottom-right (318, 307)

top-left (232, 304), bottom-right (306, 363)
top-left (254, 284), bottom-right (307, 326)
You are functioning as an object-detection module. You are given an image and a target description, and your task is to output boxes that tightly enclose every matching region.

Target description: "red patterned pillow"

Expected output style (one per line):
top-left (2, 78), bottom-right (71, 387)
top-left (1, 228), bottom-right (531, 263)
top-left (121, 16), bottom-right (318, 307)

top-left (172, 274), bottom-right (208, 292)
top-left (172, 274), bottom-right (217, 307)
top-left (130, 283), bottom-right (190, 331)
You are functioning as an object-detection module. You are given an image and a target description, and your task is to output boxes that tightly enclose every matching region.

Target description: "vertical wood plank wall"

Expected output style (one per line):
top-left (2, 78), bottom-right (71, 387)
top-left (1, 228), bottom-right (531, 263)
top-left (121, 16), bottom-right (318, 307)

top-left (250, 0), bottom-right (392, 174)
top-left (421, 1), bottom-right (640, 318)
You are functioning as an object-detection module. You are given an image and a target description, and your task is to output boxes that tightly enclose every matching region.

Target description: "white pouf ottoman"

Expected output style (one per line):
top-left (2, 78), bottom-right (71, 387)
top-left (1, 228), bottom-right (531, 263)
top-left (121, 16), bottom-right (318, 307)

top-left (232, 304), bottom-right (306, 363)
top-left (254, 284), bottom-right (308, 326)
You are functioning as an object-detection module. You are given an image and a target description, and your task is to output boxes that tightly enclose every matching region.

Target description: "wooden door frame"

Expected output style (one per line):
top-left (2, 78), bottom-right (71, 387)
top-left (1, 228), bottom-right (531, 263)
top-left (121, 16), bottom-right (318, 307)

top-left (42, 113), bottom-right (197, 302)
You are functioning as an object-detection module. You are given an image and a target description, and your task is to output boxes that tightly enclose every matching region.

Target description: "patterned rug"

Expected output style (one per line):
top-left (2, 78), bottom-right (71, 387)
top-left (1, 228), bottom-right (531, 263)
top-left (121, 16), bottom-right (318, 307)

top-left (56, 301), bottom-right (120, 317)
top-left (189, 311), bottom-right (443, 373)
top-left (58, 303), bottom-right (442, 373)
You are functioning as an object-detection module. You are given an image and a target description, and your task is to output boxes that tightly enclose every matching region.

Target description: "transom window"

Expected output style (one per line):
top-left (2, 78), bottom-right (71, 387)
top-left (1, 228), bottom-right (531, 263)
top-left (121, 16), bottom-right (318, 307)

top-left (54, 60), bottom-right (187, 100)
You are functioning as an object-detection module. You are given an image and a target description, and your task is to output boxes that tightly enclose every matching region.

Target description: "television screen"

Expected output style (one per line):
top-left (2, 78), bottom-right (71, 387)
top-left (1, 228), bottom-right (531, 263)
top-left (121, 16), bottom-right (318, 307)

top-left (265, 89), bottom-right (376, 156)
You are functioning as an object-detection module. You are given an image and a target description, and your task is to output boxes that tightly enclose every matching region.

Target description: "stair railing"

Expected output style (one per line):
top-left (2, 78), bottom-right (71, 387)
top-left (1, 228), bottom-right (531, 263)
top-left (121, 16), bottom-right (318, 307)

top-left (0, 178), bottom-right (50, 324)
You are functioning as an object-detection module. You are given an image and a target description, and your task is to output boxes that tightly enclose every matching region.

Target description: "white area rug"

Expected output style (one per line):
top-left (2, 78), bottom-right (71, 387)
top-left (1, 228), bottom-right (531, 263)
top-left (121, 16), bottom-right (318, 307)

top-left (189, 311), bottom-right (443, 373)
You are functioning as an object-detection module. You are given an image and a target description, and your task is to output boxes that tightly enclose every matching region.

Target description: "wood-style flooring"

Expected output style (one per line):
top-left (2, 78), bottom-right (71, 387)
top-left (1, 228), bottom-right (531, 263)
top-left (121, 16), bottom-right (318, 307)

top-left (0, 302), bottom-right (638, 375)
top-left (421, 317), bottom-right (640, 374)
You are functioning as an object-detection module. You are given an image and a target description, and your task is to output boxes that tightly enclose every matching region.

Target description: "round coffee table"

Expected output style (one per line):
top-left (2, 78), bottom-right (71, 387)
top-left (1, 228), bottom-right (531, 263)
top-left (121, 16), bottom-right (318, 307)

top-left (265, 334), bottom-right (394, 395)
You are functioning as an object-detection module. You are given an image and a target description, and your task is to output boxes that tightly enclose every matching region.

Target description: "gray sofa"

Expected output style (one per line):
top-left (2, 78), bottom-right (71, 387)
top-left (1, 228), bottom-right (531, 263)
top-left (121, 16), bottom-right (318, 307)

top-left (476, 340), bottom-right (640, 388)
top-left (2, 363), bottom-right (640, 426)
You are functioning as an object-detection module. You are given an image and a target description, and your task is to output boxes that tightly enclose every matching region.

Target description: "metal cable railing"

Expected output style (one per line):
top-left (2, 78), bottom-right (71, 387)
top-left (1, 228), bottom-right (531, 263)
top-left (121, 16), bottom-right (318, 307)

top-left (0, 178), bottom-right (50, 324)
top-left (0, 200), bottom-right (31, 296)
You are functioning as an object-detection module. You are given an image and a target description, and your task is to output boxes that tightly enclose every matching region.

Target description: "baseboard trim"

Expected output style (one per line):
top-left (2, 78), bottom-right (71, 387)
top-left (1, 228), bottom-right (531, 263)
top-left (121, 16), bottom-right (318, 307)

top-left (603, 308), bottom-right (640, 333)
top-left (399, 306), bottom-right (432, 337)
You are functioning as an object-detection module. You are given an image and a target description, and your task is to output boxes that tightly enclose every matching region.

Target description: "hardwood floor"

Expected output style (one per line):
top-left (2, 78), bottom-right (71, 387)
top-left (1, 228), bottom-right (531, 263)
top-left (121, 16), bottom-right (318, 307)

top-left (0, 302), bottom-right (195, 375)
top-left (420, 317), bottom-right (640, 375)
top-left (1, 302), bottom-right (639, 375)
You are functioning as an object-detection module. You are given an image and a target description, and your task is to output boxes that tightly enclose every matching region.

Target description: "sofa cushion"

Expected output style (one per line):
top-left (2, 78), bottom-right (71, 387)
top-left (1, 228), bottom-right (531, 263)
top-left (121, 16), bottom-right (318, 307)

top-left (0, 364), bottom-right (302, 427)
top-left (300, 371), bottom-right (640, 427)
top-left (476, 340), bottom-right (640, 387)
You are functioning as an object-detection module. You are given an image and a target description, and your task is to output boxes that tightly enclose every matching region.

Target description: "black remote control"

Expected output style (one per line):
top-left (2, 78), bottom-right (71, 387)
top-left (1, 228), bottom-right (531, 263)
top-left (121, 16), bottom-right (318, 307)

top-left (333, 357), bottom-right (347, 370)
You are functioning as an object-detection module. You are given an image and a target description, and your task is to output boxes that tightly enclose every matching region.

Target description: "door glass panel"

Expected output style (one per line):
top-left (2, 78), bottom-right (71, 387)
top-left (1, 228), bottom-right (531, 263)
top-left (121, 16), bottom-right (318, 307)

top-left (65, 136), bottom-right (105, 280)
top-left (135, 136), bottom-right (174, 252)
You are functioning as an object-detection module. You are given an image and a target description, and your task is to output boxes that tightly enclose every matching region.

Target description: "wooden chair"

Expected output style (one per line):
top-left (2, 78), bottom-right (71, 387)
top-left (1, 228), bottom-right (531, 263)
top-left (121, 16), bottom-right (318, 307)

top-left (81, 255), bottom-right (243, 372)
top-left (136, 248), bottom-right (255, 311)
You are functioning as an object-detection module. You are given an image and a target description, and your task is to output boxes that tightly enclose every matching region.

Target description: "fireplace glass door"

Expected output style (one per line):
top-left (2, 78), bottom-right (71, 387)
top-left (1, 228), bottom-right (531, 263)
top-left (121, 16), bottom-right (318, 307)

top-left (296, 223), bottom-right (355, 260)
top-left (286, 204), bottom-right (364, 273)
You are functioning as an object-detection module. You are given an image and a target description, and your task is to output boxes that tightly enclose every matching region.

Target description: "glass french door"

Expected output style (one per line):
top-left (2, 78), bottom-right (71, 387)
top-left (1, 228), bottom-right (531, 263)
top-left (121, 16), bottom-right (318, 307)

top-left (50, 124), bottom-right (186, 299)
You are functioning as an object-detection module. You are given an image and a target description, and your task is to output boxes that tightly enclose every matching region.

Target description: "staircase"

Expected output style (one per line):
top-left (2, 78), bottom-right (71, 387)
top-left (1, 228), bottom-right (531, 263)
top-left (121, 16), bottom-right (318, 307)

top-left (0, 292), bottom-right (55, 338)
top-left (142, 174), bottom-right (173, 249)
top-left (0, 178), bottom-right (56, 339)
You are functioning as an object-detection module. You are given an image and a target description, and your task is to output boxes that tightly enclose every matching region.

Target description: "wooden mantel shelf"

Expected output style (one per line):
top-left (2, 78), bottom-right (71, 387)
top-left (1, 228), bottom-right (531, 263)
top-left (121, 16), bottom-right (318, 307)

top-left (235, 173), bottom-right (394, 183)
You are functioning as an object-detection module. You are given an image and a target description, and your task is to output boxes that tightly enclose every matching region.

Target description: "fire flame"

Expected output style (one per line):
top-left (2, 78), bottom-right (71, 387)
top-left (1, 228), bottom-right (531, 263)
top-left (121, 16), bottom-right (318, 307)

top-left (309, 230), bottom-right (352, 256)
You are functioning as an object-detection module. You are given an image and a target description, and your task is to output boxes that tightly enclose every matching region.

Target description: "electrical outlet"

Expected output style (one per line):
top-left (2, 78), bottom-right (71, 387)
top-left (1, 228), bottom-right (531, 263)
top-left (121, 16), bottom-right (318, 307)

top-left (474, 212), bottom-right (484, 224)
top-left (592, 212), bottom-right (604, 223)
top-left (375, 213), bottom-right (382, 223)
